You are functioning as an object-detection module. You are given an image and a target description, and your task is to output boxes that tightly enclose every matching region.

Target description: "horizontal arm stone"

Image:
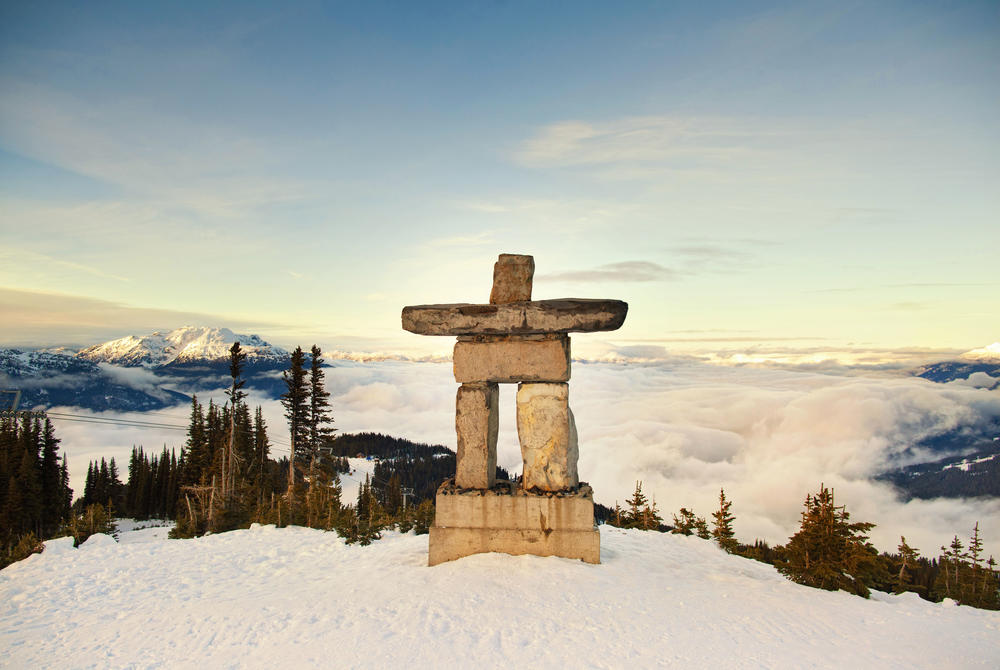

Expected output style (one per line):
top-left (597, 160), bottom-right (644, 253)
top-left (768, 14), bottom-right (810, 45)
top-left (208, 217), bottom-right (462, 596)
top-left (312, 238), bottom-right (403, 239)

top-left (453, 335), bottom-right (570, 383)
top-left (401, 298), bottom-right (628, 336)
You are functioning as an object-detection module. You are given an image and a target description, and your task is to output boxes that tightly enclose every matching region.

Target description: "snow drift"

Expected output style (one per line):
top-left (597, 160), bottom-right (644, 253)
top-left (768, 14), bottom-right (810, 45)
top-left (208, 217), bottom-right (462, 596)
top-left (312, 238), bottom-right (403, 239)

top-left (2, 525), bottom-right (998, 669)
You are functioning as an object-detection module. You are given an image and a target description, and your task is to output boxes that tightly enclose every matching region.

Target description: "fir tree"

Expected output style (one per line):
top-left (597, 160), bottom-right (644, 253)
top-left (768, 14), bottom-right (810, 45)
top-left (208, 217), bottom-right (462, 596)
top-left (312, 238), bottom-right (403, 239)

top-left (671, 508), bottom-right (698, 536)
top-left (223, 341), bottom-right (248, 500)
top-left (894, 536), bottom-right (921, 594)
top-left (182, 396), bottom-right (208, 485)
top-left (777, 485), bottom-right (881, 597)
top-left (39, 419), bottom-right (63, 536)
top-left (281, 346), bottom-right (309, 497)
top-left (250, 407), bottom-right (271, 507)
top-left (625, 481), bottom-right (648, 527)
top-left (308, 345), bottom-right (335, 458)
top-left (711, 488), bottom-right (738, 553)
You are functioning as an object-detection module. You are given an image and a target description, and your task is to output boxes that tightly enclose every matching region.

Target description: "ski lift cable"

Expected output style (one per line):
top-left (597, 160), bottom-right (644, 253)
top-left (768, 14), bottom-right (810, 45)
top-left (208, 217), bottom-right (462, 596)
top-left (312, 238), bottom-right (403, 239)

top-left (45, 415), bottom-right (190, 432)
top-left (45, 411), bottom-right (189, 430)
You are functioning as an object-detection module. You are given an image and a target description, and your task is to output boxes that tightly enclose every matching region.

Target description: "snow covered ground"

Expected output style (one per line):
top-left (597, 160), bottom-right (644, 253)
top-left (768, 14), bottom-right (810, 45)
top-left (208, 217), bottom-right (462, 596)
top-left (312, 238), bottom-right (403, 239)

top-left (2, 525), bottom-right (998, 669)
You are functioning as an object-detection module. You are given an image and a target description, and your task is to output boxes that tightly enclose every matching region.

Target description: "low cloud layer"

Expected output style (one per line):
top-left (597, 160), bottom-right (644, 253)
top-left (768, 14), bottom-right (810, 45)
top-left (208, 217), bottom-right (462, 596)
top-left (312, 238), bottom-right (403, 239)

top-left (52, 359), bottom-right (1000, 559)
top-left (326, 359), bottom-right (1000, 558)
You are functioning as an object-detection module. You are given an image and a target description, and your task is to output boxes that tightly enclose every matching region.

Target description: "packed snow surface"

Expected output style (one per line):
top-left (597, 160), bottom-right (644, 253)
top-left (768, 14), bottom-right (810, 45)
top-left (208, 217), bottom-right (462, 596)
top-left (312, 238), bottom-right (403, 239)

top-left (3, 526), bottom-right (999, 669)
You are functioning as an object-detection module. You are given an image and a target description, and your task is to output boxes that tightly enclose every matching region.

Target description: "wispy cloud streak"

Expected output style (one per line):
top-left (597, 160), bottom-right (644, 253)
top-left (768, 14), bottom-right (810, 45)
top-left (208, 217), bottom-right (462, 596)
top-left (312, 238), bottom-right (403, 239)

top-left (538, 261), bottom-right (679, 283)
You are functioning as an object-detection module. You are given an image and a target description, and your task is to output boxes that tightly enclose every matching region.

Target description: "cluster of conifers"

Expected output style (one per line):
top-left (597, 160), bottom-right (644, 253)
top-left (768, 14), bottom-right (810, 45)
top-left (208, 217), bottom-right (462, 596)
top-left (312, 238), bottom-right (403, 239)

top-left (607, 481), bottom-right (999, 610)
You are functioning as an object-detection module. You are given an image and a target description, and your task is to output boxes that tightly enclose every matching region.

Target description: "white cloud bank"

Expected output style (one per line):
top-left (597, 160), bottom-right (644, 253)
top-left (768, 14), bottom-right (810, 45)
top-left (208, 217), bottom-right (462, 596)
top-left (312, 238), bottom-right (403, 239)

top-left (53, 359), bottom-right (1000, 559)
top-left (326, 359), bottom-right (1000, 558)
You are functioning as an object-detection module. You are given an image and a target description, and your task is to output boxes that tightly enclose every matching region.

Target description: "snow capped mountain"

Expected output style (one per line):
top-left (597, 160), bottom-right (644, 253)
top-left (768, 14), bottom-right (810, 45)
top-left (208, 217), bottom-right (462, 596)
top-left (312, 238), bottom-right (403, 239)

top-left (76, 327), bottom-right (288, 367)
top-left (962, 342), bottom-right (1000, 362)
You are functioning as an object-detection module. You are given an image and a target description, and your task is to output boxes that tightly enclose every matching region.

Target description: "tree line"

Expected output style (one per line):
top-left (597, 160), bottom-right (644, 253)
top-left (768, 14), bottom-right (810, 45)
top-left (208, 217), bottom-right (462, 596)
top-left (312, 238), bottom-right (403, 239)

top-left (0, 415), bottom-right (72, 565)
top-left (608, 481), bottom-right (1000, 610)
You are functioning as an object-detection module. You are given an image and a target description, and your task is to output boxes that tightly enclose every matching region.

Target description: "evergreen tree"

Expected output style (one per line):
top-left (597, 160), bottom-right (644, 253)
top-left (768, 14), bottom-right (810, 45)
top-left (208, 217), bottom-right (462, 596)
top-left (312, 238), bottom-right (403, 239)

top-left (308, 345), bottom-right (335, 458)
top-left (281, 346), bottom-right (309, 496)
top-left (625, 481), bottom-right (648, 526)
top-left (711, 488), bottom-right (738, 553)
top-left (182, 396), bottom-right (208, 485)
top-left (932, 524), bottom-right (1000, 609)
top-left (894, 536), bottom-right (921, 594)
top-left (934, 535), bottom-right (966, 601)
top-left (694, 516), bottom-right (711, 540)
top-left (39, 419), bottom-right (63, 536)
top-left (17, 431), bottom-right (42, 536)
top-left (777, 485), bottom-right (881, 597)
top-left (223, 341), bottom-right (248, 500)
top-left (671, 508), bottom-right (698, 536)
top-left (250, 407), bottom-right (271, 507)
top-left (610, 502), bottom-right (624, 528)
top-left (60, 454), bottom-right (72, 521)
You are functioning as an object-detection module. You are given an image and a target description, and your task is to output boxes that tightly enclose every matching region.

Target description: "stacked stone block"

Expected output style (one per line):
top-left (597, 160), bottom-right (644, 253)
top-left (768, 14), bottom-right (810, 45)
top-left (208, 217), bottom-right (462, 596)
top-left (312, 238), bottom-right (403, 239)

top-left (402, 253), bottom-right (628, 565)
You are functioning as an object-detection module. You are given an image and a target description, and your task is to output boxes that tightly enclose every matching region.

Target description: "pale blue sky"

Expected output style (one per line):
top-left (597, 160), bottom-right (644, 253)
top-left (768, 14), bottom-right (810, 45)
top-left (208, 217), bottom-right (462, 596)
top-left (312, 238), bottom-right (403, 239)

top-left (1, 1), bottom-right (997, 359)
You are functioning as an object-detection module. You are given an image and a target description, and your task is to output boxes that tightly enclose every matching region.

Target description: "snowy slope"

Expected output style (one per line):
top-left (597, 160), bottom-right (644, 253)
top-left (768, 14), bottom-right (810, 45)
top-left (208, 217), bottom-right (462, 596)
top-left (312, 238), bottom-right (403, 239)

top-left (76, 326), bottom-right (287, 367)
top-left (2, 527), bottom-right (998, 669)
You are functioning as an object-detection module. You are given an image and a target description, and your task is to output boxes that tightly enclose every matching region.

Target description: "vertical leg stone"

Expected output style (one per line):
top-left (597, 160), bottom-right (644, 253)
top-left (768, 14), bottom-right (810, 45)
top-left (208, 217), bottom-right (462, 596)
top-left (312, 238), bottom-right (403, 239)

top-left (455, 382), bottom-right (498, 489)
top-left (516, 382), bottom-right (579, 491)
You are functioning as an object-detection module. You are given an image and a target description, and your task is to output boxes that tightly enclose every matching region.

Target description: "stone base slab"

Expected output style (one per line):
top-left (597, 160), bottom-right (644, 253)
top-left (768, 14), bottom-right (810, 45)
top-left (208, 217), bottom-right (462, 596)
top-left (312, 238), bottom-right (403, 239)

top-left (428, 482), bottom-right (600, 565)
top-left (428, 526), bottom-right (600, 566)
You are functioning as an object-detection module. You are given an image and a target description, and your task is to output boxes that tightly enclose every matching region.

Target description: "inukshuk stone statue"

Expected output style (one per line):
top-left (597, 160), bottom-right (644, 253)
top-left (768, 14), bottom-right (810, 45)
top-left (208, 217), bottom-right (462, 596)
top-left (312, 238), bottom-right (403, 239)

top-left (402, 254), bottom-right (628, 565)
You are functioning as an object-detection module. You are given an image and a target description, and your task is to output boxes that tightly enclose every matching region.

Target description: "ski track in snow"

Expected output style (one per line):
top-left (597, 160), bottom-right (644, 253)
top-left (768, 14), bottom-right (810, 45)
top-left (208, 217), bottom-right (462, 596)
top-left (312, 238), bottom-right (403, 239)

top-left (2, 526), bottom-right (999, 669)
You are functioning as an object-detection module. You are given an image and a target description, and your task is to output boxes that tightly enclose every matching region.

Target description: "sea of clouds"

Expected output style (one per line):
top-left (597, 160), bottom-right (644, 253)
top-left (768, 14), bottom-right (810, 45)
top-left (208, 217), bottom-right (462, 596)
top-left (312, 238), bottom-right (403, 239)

top-left (51, 357), bottom-right (1000, 559)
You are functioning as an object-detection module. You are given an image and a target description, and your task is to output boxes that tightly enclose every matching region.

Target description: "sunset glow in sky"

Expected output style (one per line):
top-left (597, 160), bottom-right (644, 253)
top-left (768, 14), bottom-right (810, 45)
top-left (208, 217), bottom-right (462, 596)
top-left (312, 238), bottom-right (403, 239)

top-left (1, 2), bottom-right (997, 359)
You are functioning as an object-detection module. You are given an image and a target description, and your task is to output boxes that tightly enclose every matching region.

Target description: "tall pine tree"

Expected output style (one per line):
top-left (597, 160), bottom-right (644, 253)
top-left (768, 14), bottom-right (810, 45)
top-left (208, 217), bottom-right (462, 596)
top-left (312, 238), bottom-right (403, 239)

top-left (281, 346), bottom-right (309, 506)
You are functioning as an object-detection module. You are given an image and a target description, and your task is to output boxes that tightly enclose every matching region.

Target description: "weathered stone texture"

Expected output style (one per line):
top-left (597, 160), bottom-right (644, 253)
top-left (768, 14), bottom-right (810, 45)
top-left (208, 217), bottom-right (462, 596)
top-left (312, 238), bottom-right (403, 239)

top-left (453, 335), bottom-right (570, 383)
top-left (428, 526), bottom-right (599, 566)
top-left (401, 298), bottom-right (628, 336)
top-left (490, 254), bottom-right (534, 304)
top-left (428, 484), bottom-right (599, 565)
top-left (454, 382), bottom-right (498, 489)
top-left (435, 484), bottom-right (595, 531)
top-left (516, 383), bottom-right (579, 491)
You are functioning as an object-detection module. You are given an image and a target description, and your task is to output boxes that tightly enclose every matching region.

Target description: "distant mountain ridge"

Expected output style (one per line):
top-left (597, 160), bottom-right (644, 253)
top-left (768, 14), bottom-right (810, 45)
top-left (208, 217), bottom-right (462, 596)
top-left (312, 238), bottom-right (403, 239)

top-left (0, 349), bottom-right (189, 412)
top-left (1, 327), bottom-right (291, 412)
top-left (912, 342), bottom-right (1000, 387)
top-left (77, 326), bottom-right (288, 368)
top-left (879, 438), bottom-right (1000, 500)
